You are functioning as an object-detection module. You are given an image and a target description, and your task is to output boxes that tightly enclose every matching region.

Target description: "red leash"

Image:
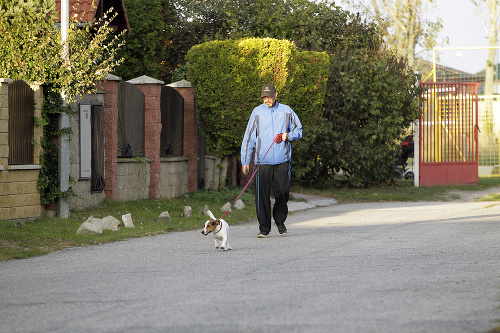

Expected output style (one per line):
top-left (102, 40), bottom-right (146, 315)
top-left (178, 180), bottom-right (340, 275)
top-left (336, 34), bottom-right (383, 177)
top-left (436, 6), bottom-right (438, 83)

top-left (220, 134), bottom-right (282, 219)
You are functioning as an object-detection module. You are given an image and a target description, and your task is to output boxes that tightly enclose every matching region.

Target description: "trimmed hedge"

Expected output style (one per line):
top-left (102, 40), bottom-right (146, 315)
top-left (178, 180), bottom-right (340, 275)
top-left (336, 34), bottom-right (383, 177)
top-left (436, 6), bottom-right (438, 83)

top-left (186, 37), bottom-right (329, 157)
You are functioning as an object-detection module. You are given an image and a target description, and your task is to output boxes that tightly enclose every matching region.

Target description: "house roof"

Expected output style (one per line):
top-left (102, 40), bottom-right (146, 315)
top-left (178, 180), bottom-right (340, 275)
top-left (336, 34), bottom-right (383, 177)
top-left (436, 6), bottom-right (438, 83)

top-left (55, 0), bottom-right (130, 33)
top-left (415, 58), bottom-right (476, 83)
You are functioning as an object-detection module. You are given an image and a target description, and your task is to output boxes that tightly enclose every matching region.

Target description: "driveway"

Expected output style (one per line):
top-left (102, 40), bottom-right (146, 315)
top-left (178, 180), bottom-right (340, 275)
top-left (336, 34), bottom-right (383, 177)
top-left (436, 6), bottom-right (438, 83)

top-left (1, 199), bottom-right (499, 333)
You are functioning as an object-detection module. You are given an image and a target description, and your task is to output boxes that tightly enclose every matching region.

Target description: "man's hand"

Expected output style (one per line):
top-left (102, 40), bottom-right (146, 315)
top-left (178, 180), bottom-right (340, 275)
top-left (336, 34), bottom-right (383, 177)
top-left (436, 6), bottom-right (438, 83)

top-left (242, 165), bottom-right (249, 175)
top-left (274, 131), bottom-right (288, 144)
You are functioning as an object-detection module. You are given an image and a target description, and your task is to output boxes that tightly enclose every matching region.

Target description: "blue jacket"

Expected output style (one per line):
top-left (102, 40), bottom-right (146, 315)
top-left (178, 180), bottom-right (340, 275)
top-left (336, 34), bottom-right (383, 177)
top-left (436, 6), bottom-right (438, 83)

top-left (241, 102), bottom-right (302, 166)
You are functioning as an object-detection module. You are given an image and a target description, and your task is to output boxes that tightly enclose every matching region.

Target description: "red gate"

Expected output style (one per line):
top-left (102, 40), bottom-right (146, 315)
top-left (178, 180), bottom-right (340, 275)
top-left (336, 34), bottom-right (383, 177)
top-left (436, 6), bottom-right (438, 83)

top-left (419, 82), bottom-right (479, 186)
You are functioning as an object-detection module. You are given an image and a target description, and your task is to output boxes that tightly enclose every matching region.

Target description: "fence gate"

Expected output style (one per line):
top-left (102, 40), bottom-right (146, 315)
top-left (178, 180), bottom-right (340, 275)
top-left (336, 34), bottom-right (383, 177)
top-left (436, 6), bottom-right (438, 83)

top-left (117, 82), bottom-right (145, 157)
top-left (8, 80), bottom-right (34, 165)
top-left (419, 82), bottom-right (479, 186)
top-left (160, 86), bottom-right (183, 157)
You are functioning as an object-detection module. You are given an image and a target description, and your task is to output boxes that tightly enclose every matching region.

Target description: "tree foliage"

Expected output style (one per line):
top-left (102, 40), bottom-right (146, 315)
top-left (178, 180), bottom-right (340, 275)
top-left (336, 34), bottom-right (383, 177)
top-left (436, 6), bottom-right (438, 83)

top-left (294, 46), bottom-right (422, 187)
top-left (174, 0), bottom-right (350, 52)
top-left (289, 12), bottom-right (423, 187)
top-left (114, 0), bottom-right (172, 82)
top-left (0, 0), bottom-right (125, 99)
top-left (0, 0), bottom-right (60, 82)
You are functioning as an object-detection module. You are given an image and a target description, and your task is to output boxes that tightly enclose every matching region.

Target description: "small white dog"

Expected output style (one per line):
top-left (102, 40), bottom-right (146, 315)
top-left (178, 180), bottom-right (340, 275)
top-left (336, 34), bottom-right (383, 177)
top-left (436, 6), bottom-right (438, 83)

top-left (201, 210), bottom-right (231, 251)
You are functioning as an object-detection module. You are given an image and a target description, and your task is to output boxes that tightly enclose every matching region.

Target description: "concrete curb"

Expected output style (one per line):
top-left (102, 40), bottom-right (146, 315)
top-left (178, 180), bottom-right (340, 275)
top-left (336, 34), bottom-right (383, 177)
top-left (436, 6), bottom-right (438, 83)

top-left (288, 192), bottom-right (338, 212)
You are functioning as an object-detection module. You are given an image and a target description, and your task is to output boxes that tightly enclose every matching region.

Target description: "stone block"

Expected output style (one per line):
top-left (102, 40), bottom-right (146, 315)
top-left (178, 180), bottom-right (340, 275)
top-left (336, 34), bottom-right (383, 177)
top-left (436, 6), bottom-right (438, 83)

top-left (200, 205), bottom-right (210, 216)
top-left (122, 213), bottom-right (135, 227)
top-left (233, 199), bottom-right (245, 210)
top-left (0, 193), bottom-right (40, 208)
top-left (101, 215), bottom-right (121, 230)
top-left (76, 217), bottom-right (103, 235)
top-left (0, 205), bottom-right (42, 220)
top-left (180, 206), bottom-right (192, 218)
top-left (158, 211), bottom-right (171, 222)
top-left (220, 202), bottom-right (231, 213)
top-left (0, 105), bottom-right (6, 117)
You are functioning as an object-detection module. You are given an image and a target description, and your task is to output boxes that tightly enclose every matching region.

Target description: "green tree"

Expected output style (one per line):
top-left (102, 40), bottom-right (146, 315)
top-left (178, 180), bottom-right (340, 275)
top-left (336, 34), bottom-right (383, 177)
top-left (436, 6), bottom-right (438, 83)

top-left (115, 0), bottom-right (218, 83)
top-left (0, 0), bottom-right (124, 98)
top-left (0, 0), bottom-right (60, 82)
top-left (173, 0), bottom-right (351, 52)
top-left (0, 0), bottom-right (125, 204)
top-left (294, 47), bottom-right (422, 187)
top-left (114, 0), bottom-right (170, 81)
top-left (290, 11), bottom-right (423, 187)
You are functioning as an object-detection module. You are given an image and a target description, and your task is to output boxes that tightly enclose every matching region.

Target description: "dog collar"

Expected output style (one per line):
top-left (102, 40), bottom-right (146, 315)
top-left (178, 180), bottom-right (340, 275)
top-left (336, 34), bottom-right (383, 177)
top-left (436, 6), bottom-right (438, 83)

top-left (215, 222), bottom-right (223, 234)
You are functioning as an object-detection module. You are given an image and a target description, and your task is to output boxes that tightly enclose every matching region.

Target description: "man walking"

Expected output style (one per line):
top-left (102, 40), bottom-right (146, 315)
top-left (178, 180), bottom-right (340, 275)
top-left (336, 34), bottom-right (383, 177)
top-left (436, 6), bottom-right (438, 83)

top-left (241, 83), bottom-right (302, 238)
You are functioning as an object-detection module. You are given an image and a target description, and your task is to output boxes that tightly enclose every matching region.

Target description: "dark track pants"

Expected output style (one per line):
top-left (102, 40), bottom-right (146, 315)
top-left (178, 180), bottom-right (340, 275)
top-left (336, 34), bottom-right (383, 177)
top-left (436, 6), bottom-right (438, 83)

top-left (255, 163), bottom-right (291, 233)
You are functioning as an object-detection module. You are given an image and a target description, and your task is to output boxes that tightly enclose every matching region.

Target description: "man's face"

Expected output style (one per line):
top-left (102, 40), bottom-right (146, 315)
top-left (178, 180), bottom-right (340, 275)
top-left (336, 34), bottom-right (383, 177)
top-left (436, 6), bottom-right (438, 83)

top-left (263, 95), bottom-right (276, 108)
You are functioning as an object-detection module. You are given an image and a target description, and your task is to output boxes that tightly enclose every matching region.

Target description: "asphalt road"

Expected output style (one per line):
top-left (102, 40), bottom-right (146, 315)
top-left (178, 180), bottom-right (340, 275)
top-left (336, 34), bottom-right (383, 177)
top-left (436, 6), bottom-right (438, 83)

top-left (1, 200), bottom-right (500, 333)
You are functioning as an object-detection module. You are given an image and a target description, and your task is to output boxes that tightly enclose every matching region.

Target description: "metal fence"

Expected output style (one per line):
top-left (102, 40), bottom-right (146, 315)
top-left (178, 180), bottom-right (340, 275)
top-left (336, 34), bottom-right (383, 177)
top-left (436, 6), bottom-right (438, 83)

top-left (8, 80), bottom-right (34, 165)
top-left (428, 46), bottom-right (500, 177)
top-left (419, 82), bottom-right (479, 186)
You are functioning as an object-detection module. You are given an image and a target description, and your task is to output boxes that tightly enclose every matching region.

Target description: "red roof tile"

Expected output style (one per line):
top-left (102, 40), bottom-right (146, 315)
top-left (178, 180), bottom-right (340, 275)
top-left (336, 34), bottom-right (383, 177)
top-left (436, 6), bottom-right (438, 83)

top-left (56, 0), bottom-right (97, 23)
top-left (55, 0), bottom-right (130, 32)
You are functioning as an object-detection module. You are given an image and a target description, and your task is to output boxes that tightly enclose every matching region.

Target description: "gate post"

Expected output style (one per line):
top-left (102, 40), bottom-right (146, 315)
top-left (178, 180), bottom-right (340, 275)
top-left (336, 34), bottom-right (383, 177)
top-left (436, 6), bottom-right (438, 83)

top-left (414, 119), bottom-right (420, 187)
top-left (97, 74), bottom-right (121, 200)
top-left (128, 75), bottom-right (164, 199)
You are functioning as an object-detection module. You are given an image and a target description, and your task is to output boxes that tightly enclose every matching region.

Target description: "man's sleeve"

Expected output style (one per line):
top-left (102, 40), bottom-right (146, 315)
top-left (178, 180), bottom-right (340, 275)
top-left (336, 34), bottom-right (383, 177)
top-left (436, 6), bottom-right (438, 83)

top-left (288, 110), bottom-right (302, 141)
top-left (241, 114), bottom-right (256, 165)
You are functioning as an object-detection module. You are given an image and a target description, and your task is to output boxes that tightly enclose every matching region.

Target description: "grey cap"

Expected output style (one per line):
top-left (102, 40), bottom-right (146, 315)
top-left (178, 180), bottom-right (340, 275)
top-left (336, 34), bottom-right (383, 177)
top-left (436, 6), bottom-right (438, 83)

top-left (261, 84), bottom-right (276, 98)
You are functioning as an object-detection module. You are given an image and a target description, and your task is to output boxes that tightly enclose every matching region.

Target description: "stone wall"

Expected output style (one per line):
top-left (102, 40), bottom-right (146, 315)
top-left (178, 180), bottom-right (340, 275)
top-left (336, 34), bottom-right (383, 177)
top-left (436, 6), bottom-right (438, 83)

top-left (0, 79), bottom-right (44, 220)
top-left (0, 77), bottom-right (202, 219)
top-left (117, 158), bottom-right (151, 201)
top-left (160, 157), bottom-right (188, 198)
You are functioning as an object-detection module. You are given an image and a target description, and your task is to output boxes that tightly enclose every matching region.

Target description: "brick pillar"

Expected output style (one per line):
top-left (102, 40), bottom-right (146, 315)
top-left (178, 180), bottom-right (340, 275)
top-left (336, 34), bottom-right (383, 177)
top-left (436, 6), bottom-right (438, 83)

top-left (96, 75), bottom-right (120, 200)
top-left (130, 76), bottom-right (163, 199)
top-left (171, 82), bottom-right (197, 193)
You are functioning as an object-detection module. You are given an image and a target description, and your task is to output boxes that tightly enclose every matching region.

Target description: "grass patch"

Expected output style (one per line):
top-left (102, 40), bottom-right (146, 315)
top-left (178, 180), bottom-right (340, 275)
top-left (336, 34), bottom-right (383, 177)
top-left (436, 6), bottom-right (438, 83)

top-left (0, 187), bottom-right (256, 262)
top-left (3, 178), bottom-right (500, 262)
top-left (479, 193), bottom-right (500, 201)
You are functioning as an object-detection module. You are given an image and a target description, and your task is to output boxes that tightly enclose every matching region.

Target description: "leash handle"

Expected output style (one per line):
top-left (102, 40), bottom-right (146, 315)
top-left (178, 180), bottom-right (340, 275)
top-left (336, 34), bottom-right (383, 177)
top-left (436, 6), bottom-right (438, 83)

top-left (220, 137), bottom-right (279, 219)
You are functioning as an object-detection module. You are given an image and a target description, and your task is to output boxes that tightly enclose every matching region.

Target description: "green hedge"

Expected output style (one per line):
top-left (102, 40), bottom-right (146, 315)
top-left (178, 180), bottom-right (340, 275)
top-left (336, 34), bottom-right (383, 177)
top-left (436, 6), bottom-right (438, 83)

top-left (186, 37), bottom-right (329, 157)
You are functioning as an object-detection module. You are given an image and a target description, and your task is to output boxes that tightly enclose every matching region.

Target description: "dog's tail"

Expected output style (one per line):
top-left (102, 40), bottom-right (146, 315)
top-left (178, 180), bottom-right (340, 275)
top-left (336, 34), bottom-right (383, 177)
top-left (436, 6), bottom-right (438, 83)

top-left (207, 210), bottom-right (216, 220)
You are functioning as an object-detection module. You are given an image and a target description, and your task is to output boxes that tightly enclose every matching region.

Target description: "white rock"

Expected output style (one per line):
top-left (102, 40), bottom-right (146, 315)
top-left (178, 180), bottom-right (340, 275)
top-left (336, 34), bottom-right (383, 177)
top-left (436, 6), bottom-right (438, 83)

top-left (233, 199), bottom-right (245, 210)
top-left (220, 202), bottom-right (231, 213)
top-left (86, 216), bottom-right (103, 227)
top-left (158, 211), bottom-right (171, 222)
top-left (101, 216), bottom-right (121, 230)
top-left (76, 219), bottom-right (102, 235)
top-left (180, 206), bottom-right (192, 218)
top-left (122, 213), bottom-right (135, 228)
top-left (200, 205), bottom-right (210, 216)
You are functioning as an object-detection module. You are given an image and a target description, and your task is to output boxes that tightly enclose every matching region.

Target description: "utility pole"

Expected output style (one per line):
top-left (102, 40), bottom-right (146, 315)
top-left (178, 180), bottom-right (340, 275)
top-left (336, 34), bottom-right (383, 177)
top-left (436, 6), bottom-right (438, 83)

top-left (59, 0), bottom-right (70, 218)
